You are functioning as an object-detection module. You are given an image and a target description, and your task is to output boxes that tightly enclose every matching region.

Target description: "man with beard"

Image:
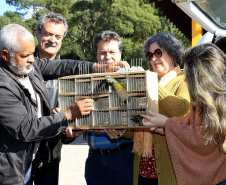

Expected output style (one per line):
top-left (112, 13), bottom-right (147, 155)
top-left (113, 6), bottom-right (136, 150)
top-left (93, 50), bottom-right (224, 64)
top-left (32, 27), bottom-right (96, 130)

top-left (0, 24), bottom-right (129, 185)
top-left (32, 12), bottom-right (80, 185)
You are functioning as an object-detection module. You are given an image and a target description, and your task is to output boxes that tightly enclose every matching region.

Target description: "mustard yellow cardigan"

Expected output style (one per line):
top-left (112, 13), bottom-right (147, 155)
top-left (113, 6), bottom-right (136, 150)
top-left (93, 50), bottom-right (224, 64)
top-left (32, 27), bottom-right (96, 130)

top-left (133, 72), bottom-right (190, 185)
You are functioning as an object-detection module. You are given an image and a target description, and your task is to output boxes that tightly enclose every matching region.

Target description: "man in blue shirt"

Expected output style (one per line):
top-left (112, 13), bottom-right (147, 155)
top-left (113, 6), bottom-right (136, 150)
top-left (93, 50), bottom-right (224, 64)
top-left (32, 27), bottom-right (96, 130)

top-left (84, 30), bottom-right (134, 185)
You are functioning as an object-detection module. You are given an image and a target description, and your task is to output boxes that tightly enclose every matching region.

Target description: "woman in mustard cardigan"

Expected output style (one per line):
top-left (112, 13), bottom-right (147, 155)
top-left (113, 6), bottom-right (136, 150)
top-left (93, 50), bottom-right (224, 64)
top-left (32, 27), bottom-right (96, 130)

top-left (141, 43), bottom-right (226, 185)
top-left (133, 32), bottom-right (190, 185)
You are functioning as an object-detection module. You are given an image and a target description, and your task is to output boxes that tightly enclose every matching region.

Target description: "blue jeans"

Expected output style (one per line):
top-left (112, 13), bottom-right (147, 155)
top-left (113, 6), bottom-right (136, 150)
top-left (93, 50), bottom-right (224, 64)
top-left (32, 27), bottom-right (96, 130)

top-left (24, 164), bottom-right (32, 185)
top-left (85, 144), bottom-right (134, 185)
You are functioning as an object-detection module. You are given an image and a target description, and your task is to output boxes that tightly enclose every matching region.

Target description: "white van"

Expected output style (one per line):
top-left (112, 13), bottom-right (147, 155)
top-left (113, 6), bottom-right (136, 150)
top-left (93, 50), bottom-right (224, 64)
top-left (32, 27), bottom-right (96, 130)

top-left (172, 0), bottom-right (226, 52)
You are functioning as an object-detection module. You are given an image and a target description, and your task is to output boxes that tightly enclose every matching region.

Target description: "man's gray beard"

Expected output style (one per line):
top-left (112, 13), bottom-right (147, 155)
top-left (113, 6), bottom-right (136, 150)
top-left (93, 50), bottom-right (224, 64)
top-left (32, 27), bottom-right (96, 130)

top-left (8, 56), bottom-right (33, 76)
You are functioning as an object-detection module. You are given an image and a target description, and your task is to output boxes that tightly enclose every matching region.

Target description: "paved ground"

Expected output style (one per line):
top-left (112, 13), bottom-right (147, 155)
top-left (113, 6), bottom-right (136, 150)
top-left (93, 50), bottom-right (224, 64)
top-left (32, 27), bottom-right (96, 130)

top-left (59, 135), bottom-right (89, 185)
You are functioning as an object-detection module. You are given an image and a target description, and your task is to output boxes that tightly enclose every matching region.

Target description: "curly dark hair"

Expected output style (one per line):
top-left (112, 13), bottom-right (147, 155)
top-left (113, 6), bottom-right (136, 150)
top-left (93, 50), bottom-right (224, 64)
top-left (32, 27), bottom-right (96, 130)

top-left (143, 32), bottom-right (184, 67)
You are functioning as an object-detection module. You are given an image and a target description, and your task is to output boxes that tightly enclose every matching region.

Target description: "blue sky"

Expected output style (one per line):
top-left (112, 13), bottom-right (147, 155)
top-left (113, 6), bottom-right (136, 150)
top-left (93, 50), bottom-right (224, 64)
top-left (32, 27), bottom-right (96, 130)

top-left (0, 1), bottom-right (17, 16)
top-left (0, 1), bottom-right (27, 16)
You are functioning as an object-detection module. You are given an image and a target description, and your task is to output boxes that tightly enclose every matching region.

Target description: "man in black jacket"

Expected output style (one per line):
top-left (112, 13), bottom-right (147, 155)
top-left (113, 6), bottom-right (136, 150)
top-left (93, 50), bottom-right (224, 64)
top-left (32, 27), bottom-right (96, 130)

top-left (0, 24), bottom-right (129, 185)
top-left (32, 12), bottom-right (83, 185)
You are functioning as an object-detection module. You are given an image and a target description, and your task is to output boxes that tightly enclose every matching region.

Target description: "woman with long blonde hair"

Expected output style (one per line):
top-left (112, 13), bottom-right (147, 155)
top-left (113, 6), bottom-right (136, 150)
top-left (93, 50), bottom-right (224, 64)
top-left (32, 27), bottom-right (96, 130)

top-left (142, 43), bottom-right (226, 185)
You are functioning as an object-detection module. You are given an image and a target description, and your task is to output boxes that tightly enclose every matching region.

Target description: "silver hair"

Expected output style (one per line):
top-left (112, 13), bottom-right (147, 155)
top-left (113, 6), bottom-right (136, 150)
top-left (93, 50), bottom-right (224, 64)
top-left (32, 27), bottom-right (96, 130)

top-left (93, 30), bottom-right (123, 55)
top-left (36, 12), bottom-right (68, 37)
top-left (0, 24), bottom-right (34, 56)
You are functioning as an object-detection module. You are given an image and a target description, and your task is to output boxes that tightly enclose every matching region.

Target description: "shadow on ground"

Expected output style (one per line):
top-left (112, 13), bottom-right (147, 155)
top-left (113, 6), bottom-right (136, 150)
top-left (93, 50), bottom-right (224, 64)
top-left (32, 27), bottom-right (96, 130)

top-left (68, 135), bottom-right (87, 145)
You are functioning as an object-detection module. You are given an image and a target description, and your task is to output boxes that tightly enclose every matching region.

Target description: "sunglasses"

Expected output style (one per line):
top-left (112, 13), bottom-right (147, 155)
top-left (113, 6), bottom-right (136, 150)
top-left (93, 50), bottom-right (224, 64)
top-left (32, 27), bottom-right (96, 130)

top-left (146, 48), bottom-right (165, 61)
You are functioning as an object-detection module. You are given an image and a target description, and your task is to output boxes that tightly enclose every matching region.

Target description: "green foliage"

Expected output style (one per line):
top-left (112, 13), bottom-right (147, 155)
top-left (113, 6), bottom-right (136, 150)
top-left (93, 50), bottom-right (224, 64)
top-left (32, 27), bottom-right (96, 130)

top-left (0, 11), bottom-right (39, 45)
top-left (61, 0), bottom-right (162, 66)
top-left (6, 0), bottom-right (45, 11)
top-left (122, 38), bottom-right (148, 69)
top-left (25, 18), bottom-right (38, 34)
top-left (6, 0), bottom-right (77, 16)
top-left (45, 0), bottom-right (78, 16)
top-left (3, 0), bottom-right (191, 69)
top-left (0, 11), bottom-right (27, 30)
top-left (157, 11), bottom-right (191, 49)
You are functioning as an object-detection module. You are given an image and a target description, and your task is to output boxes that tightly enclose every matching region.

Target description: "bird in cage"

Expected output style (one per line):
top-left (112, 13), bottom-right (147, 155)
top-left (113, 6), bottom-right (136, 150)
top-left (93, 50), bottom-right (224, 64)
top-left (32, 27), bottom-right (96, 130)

top-left (93, 76), bottom-right (128, 106)
top-left (105, 76), bottom-right (128, 101)
top-left (130, 115), bottom-right (143, 126)
top-left (93, 79), bottom-right (109, 94)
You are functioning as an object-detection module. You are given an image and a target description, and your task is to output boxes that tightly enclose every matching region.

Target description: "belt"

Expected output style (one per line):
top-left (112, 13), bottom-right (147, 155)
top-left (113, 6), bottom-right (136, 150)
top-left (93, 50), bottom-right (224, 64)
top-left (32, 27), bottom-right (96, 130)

top-left (90, 142), bottom-right (133, 155)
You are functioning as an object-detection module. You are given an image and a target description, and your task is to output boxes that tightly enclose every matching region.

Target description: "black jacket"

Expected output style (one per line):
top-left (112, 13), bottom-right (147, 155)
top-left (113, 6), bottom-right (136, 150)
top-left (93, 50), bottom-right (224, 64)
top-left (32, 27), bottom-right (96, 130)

top-left (33, 48), bottom-right (75, 171)
top-left (0, 57), bottom-right (93, 185)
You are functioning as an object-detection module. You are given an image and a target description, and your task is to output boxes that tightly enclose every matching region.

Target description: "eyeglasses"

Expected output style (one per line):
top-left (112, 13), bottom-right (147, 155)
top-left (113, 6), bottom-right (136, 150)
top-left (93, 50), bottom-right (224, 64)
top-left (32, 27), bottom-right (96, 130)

top-left (146, 48), bottom-right (165, 61)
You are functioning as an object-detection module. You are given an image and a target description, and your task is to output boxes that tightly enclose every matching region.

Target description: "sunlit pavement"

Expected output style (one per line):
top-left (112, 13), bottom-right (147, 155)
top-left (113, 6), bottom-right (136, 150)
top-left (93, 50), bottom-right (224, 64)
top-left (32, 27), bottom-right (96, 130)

top-left (59, 135), bottom-right (89, 185)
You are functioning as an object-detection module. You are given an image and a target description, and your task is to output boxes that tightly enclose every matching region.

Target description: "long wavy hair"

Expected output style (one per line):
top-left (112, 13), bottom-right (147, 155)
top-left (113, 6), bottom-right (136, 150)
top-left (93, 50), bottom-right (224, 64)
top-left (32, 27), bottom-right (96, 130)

top-left (183, 43), bottom-right (226, 152)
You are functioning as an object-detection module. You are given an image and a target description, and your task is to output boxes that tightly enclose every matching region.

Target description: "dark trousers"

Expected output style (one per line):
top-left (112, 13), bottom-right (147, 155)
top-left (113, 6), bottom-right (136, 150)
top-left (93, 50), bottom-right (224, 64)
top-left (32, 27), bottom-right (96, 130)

top-left (138, 175), bottom-right (158, 185)
top-left (85, 144), bottom-right (134, 185)
top-left (32, 159), bottom-right (59, 185)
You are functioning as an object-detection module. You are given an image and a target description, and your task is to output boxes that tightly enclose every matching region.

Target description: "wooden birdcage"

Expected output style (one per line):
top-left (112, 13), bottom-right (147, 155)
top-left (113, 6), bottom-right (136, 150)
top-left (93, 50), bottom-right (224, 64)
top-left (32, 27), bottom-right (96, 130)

top-left (58, 70), bottom-right (158, 129)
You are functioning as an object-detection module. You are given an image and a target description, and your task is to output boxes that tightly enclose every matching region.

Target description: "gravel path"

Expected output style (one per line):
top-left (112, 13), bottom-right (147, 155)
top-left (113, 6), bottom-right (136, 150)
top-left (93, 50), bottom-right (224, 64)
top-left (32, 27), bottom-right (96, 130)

top-left (59, 135), bottom-right (89, 185)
